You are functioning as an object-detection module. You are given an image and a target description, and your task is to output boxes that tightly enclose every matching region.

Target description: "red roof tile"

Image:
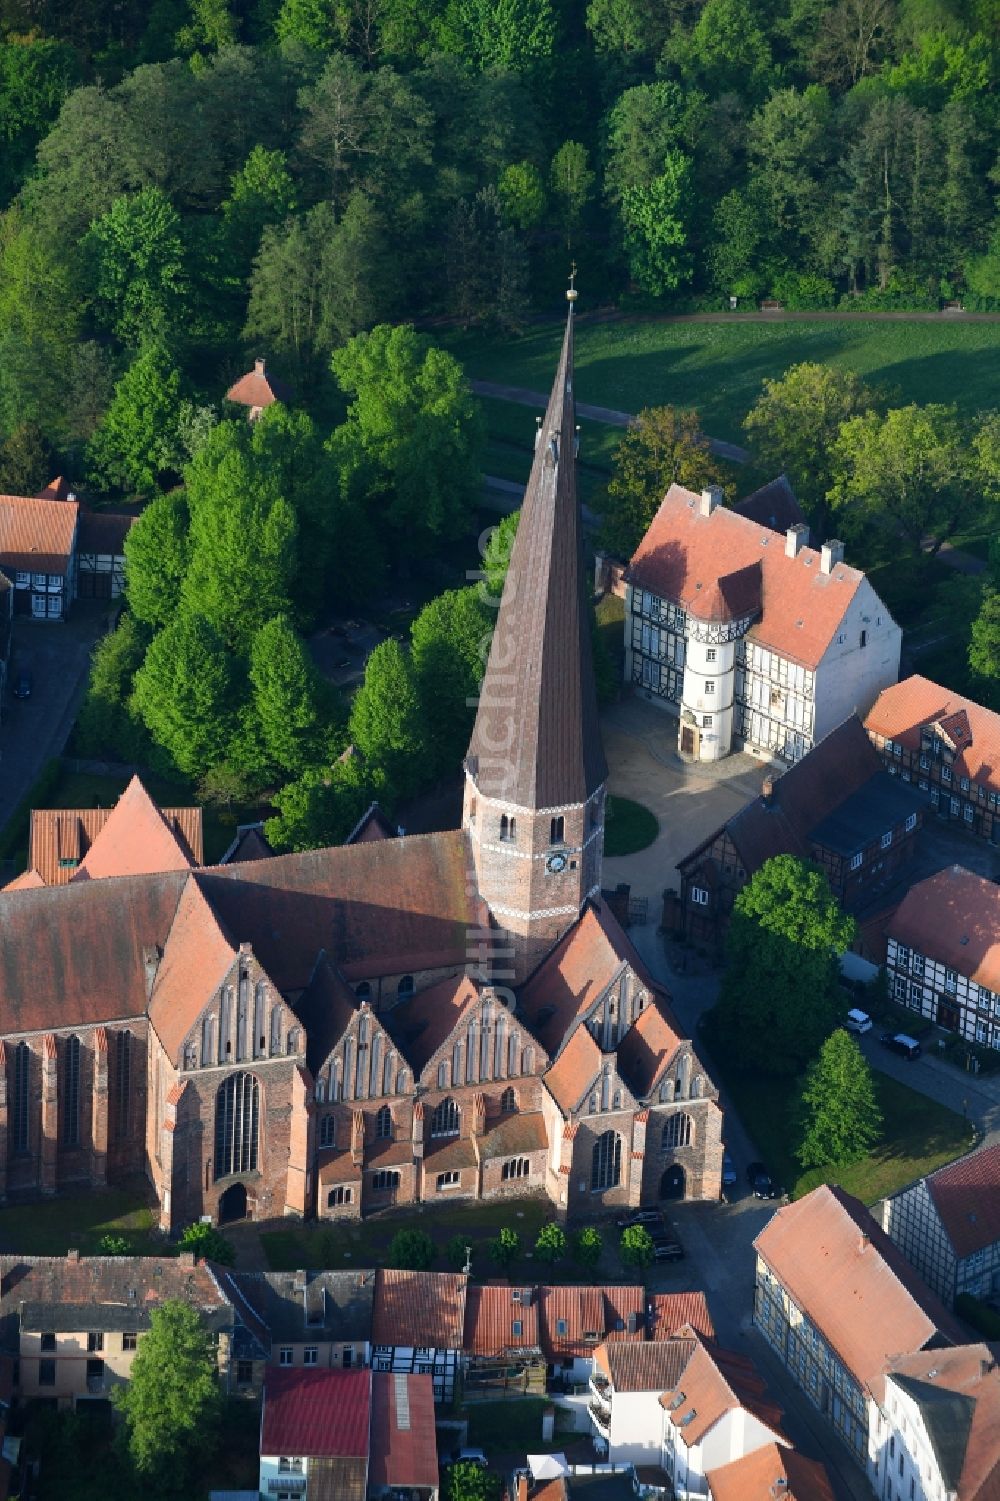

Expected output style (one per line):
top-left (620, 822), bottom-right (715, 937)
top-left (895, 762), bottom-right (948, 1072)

top-left (924, 1145), bottom-right (1000, 1259)
top-left (866, 675), bottom-right (1000, 798)
top-left (706, 1441), bottom-right (835, 1501)
top-left (888, 1344), bottom-right (1000, 1501)
top-left (597, 1338), bottom-right (695, 1393)
top-left (226, 358), bottom-right (293, 410)
top-left (35, 476), bottom-right (74, 502)
top-left (385, 974), bottom-right (480, 1076)
top-left (369, 1372), bottom-right (438, 1490)
top-left (148, 876), bottom-right (238, 1060)
top-left (71, 776), bottom-right (199, 883)
top-left (261, 1368), bottom-right (370, 1457)
top-left (0, 492), bottom-right (77, 573)
top-left (537, 1285), bottom-right (645, 1359)
top-left (372, 1270), bottom-right (467, 1349)
top-left (543, 1025), bottom-right (602, 1114)
top-left (890, 866), bottom-right (1000, 995)
top-left (662, 1338), bottom-right (786, 1448)
top-left (616, 998), bottom-right (684, 1099)
top-left (463, 1284), bottom-right (542, 1356)
top-left (629, 485), bottom-right (869, 669)
top-left (754, 1185), bottom-right (962, 1400)
top-left (647, 1293), bottom-right (715, 1341)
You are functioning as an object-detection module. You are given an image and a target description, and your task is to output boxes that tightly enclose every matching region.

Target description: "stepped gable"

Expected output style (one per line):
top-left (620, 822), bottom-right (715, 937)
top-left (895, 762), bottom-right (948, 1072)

top-left (383, 974), bottom-right (481, 1077)
top-left (294, 953), bottom-right (363, 1076)
top-left (71, 775), bottom-right (200, 882)
top-left (629, 483), bottom-right (864, 669)
top-left (465, 304), bottom-right (607, 809)
top-left (199, 828), bottom-right (480, 990)
top-left (616, 997), bottom-right (684, 1099)
top-left (147, 875), bottom-right (239, 1059)
top-left (0, 871), bottom-right (187, 1034)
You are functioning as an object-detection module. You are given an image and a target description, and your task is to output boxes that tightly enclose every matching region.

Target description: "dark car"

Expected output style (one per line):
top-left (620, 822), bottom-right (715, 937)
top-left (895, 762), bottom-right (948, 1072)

top-left (651, 1237), bottom-right (685, 1262)
top-left (12, 669), bottom-right (32, 699)
top-left (615, 1209), bottom-right (662, 1230)
top-left (880, 1031), bottom-right (922, 1060)
top-left (747, 1161), bottom-right (780, 1199)
top-left (722, 1150), bottom-right (738, 1189)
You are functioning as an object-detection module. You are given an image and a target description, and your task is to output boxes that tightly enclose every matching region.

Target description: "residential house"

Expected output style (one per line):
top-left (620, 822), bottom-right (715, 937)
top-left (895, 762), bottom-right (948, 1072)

top-left (218, 1267), bottom-right (375, 1372)
top-left (625, 483), bottom-right (900, 764)
top-left (259, 1367), bottom-right (370, 1501)
top-left (370, 1270), bottom-right (466, 1400)
top-left (368, 1371), bottom-right (438, 1500)
top-left (0, 1250), bottom-right (262, 1407)
top-left (866, 675), bottom-right (1000, 848)
top-left (589, 1338), bottom-right (696, 1465)
top-left (0, 491), bottom-right (78, 619)
top-left (879, 1144), bottom-right (1000, 1307)
top-left (885, 866), bottom-right (1000, 1047)
top-left (705, 1442), bottom-right (835, 1501)
top-left (675, 715), bottom-right (924, 951)
top-left (226, 357), bottom-right (293, 422)
top-left (753, 1184), bottom-right (962, 1481)
top-left (878, 1344), bottom-right (1000, 1501)
top-left (0, 300), bottom-right (722, 1226)
top-left (73, 508), bottom-right (135, 602)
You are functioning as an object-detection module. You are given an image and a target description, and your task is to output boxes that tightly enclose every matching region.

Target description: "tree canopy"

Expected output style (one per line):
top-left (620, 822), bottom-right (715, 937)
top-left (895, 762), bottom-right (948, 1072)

top-left (113, 1300), bottom-right (222, 1480)
top-left (797, 1029), bottom-right (883, 1168)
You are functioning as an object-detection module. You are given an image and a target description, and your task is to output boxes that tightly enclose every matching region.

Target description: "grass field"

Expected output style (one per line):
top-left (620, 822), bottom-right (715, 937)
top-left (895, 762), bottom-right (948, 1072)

top-left (453, 317), bottom-right (1000, 444)
top-left (603, 795), bottom-right (659, 857)
top-left (0, 1182), bottom-right (162, 1256)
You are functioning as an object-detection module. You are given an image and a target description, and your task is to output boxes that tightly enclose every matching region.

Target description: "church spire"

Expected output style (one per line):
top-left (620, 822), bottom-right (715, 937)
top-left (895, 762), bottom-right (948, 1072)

top-left (466, 295), bottom-right (607, 810)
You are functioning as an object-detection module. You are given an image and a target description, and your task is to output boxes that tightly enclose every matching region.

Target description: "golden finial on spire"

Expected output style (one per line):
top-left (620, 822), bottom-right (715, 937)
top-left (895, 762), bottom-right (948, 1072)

top-left (567, 262), bottom-right (578, 302)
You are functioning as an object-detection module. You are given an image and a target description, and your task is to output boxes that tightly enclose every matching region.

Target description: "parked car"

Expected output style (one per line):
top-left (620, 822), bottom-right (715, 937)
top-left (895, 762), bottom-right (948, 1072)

top-left (12, 669), bottom-right (32, 699)
top-left (615, 1209), bottom-right (662, 1230)
top-left (722, 1150), bottom-right (737, 1189)
top-left (845, 1008), bottom-right (873, 1034)
top-left (880, 1031), bottom-right (922, 1060)
top-left (747, 1161), bottom-right (780, 1199)
top-left (651, 1236), bottom-right (685, 1261)
top-left (453, 1449), bottom-right (488, 1467)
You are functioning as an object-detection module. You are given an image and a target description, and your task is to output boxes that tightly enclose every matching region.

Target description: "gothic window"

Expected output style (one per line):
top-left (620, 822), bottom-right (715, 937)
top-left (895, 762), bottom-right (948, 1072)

top-left (319, 1115), bottom-right (336, 1148)
top-left (220, 986), bottom-right (233, 1060)
top-left (327, 1186), bottom-right (353, 1207)
top-left (431, 1097), bottom-right (460, 1137)
top-left (508, 1033), bottom-right (519, 1074)
top-left (500, 814), bottom-right (512, 841)
top-left (214, 1073), bottom-right (260, 1180)
top-left (375, 1105), bottom-right (393, 1139)
top-left (62, 1035), bottom-right (81, 1147)
top-left (254, 982), bottom-right (266, 1057)
top-left (502, 1157), bottom-right (530, 1181)
top-left (500, 1086), bottom-right (516, 1112)
top-left (201, 1015), bottom-right (215, 1069)
top-left (286, 1027), bottom-right (300, 1056)
top-left (550, 815), bottom-right (565, 845)
top-left (371, 1170), bottom-right (400, 1191)
top-left (270, 1007), bottom-right (282, 1056)
top-left (12, 1042), bottom-right (29, 1153)
top-left (397, 975), bottom-right (414, 999)
top-left (116, 1029), bottom-right (132, 1140)
top-left (662, 1113), bottom-right (692, 1149)
top-left (591, 1130), bottom-right (622, 1191)
top-left (437, 1062), bottom-right (448, 1089)
top-left (236, 972), bottom-right (249, 1062)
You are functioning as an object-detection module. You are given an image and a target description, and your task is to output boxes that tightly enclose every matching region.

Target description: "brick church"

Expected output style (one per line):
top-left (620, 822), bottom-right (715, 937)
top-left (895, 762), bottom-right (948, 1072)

top-left (0, 300), bottom-right (723, 1230)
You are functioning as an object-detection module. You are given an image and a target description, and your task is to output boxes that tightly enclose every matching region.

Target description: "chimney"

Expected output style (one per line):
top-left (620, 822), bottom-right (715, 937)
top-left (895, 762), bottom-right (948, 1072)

top-left (785, 523), bottom-right (809, 558)
top-left (859, 1231), bottom-right (870, 1253)
top-left (761, 774), bottom-right (778, 805)
top-left (67, 1249), bottom-right (80, 1263)
top-left (517, 1475), bottom-right (529, 1501)
top-left (254, 357), bottom-right (265, 376)
top-left (699, 486), bottom-right (722, 518)
top-left (178, 1252), bottom-right (196, 1267)
top-left (820, 540), bottom-right (845, 575)
top-left (981, 1357), bottom-right (996, 1379)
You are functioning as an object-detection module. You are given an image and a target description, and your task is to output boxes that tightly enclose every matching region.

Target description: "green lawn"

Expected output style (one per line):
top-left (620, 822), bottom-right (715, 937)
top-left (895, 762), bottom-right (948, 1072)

top-left (0, 1183), bottom-right (162, 1256)
top-left (603, 795), bottom-right (659, 857)
top-left (479, 395), bottom-right (621, 508)
top-left (465, 1398), bottom-right (568, 1454)
top-left (453, 317), bottom-right (1000, 445)
top-left (710, 1045), bottom-right (973, 1204)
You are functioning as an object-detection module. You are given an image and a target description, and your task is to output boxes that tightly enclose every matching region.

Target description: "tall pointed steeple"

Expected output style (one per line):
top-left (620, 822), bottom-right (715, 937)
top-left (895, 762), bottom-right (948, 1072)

top-left (464, 288), bottom-right (608, 980)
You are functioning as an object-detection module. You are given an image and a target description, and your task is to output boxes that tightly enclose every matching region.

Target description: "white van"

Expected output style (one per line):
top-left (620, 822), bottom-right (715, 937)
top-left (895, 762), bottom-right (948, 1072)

top-left (845, 1008), bottom-right (873, 1034)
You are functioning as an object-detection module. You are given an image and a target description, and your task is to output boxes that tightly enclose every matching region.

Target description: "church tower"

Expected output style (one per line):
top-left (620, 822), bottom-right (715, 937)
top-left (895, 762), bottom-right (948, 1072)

top-left (464, 287), bottom-right (608, 982)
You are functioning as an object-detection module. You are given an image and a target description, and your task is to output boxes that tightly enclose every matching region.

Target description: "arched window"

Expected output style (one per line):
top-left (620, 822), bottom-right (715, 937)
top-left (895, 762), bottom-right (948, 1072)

top-left (116, 1029), bottom-right (132, 1140)
top-left (431, 1097), bottom-right (460, 1137)
top-left (315, 1078), bottom-right (326, 1103)
top-left (662, 1112), bottom-right (692, 1150)
top-left (327, 1185), bottom-right (353, 1207)
top-left (591, 1130), bottom-right (622, 1191)
top-left (214, 1073), bottom-right (260, 1180)
top-left (356, 982), bottom-right (371, 1000)
top-left (371, 1170), bottom-right (400, 1191)
top-left (500, 1086), bottom-right (516, 1113)
top-left (500, 814), bottom-right (510, 841)
top-left (660, 1078), bottom-right (675, 1103)
top-left (397, 975), bottom-right (414, 999)
top-left (502, 1157), bottom-right (530, 1181)
top-left (12, 1041), bottom-right (30, 1153)
top-left (220, 985), bottom-right (233, 1060)
top-left (397, 1069), bottom-right (409, 1093)
top-left (319, 1115), bottom-right (336, 1148)
top-left (62, 1035), bottom-right (81, 1147)
top-left (375, 1105), bottom-right (392, 1140)
top-left (550, 815), bottom-right (565, 845)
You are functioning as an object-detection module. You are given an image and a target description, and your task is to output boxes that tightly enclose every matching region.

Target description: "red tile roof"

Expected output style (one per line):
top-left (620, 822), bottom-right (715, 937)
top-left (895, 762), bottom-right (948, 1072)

top-left (0, 492), bottom-right (77, 573)
top-left (754, 1185), bottom-right (962, 1400)
top-left (369, 1372), bottom-right (438, 1491)
top-left (890, 866), bottom-right (1000, 995)
top-left (596, 1337), bottom-right (695, 1393)
top-left (0, 1252), bottom-right (230, 1330)
top-left (543, 1025), bottom-right (602, 1113)
top-left (479, 1111), bottom-right (548, 1160)
top-left (629, 485), bottom-right (868, 668)
top-left (226, 358), bottom-right (294, 410)
top-left (537, 1285), bottom-right (645, 1359)
top-left (27, 779), bottom-right (202, 886)
top-left (866, 675), bottom-right (1000, 797)
top-left (706, 1441), bottom-right (835, 1501)
top-left (616, 998), bottom-right (685, 1099)
top-left (35, 476), bottom-right (74, 501)
top-left (647, 1293), bottom-right (715, 1341)
top-left (663, 1338), bottom-right (786, 1448)
top-left (76, 508), bottom-right (136, 555)
top-left (888, 1344), bottom-right (1000, 1501)
top-left (385, 974), bottom-right (480, 1076)
top-left (924, 1145), bottom-right (1000, 1259)
top-left (261, 1367), bottom-right (370, 1457)
top-left (371, 1270), bottom-right (467, 1349)
top-left (463, 1284), bottom-right (542, 1356)
top-left (148, 876), bottom-right (237, 1060)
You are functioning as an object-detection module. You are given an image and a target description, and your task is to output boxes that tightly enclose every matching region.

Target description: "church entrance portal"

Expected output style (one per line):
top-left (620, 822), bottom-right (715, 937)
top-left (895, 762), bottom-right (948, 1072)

top-left (218, 1182), bottom-right (248, 1223)
top-left (660, 1165), bottom-right (685, 1200)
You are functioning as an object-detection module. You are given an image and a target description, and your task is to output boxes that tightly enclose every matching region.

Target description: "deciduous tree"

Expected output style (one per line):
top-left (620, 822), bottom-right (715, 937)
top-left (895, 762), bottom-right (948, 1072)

top-left (797, 1029), bottom-right (882, 1168)
top-left (178, 1221), bottom-right (236, 1265)
top-left (87, 186), bottom-right (188, 346)
top-left (619, 1224), bottom-right (654, 1269)
top-left (264, 757), bottom-right (371, 853)
top-left (124, 490), bottom-right (191, 628)
top-left (490, 1226), bottom-right (520, 1267)
top-left (131, 610), bottom-right (242, 778)
top-left (534, 1221), bottom-right (566, 1265)
top-left (620, 150), bottom-right (692, 295)
top-left (410, 587), bottom-right (492, 779)
top-left (716, 855), bottom-right (855, 1076)
top-left (598, 405), bottom-right (723, 558)
top-left (85, 340), bottom-right (185, 496)
top-left (550, 140), bottom-right (594, 250)
top-left (347, 638), bottom-right (427, 803)
top-left (114, 1300), bottom-right (222, 1479)
top-left (246, 614), bottom-right (335, 780)
top-left (388, 1228), bottom-right (435, 1270)
top-left (573, 1225), bottom-right (602, 1269)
